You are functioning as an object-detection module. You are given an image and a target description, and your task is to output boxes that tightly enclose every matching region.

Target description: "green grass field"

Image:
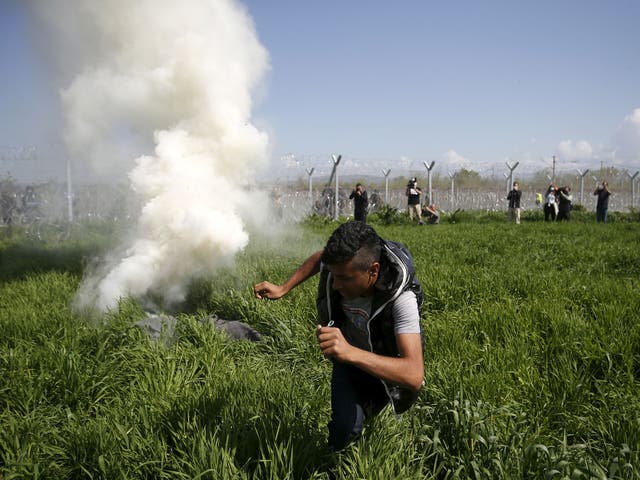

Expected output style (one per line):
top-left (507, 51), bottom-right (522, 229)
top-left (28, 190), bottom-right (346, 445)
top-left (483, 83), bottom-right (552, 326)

top-left (1, 218), bottom-right (639, 479)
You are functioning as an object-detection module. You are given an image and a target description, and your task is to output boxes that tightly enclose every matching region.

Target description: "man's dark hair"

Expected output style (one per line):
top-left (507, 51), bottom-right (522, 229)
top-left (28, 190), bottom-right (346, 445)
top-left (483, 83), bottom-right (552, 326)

top-left (321, 221), bottom-right (382, 270)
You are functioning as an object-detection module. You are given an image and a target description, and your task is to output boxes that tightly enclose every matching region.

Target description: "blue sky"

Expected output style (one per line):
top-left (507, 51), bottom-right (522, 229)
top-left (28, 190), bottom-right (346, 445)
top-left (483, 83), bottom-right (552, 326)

top-left (1, 0), bottom-right (639, 181)
top-left (1, 1), bottom-right (58, 178)
top-left (244, 0), bottom-right (640, 177)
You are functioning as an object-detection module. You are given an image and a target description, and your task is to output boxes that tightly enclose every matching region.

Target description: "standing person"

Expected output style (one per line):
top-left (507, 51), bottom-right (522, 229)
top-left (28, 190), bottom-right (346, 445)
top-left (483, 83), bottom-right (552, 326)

top-left (594, 181), bottom-right (611, 223)
top-left (21, 185), bottom-right (42, 222)
top-left (270, 188), bottom-right (284, 220)
top-left (254, 221), bottom-right (424, 452)
top-left (507, 182), bottom-right (522, 224)
top-left (544, 185), bottom-right (557, 222)
top-left (349, 183), bottom-right (369, 223)
top-left (556, 186), bottom-right (573, 221)
top-left (1, 190), bottom-right (17, 226)
top-left (406, 177), bottom-right (424, 225)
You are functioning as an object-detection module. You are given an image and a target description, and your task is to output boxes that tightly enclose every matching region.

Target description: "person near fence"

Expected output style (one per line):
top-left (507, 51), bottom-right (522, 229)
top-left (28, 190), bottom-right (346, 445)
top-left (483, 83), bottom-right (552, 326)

top-left (253, 221), bottom-right (424, 452)
top-left (349, 183), bottom-right (369, 223)
top-left (1, 190), bottom-right (17, 226)
top-left (594, 181), bottom-right (611, 223)
top-left (406, 177), bottom-right (424, 225)
top-left (270, 188), bottom-right (283, 220)
top-left (544, 184), bottom-right (557, 222)
top-left (21, 185), bottom-right (42, 222)
top-left (507, 182), bottom-right (522, 224)
top-left (422, 203), bottom-right (440, 224)
top-left (556, 186), bottom-right (573, 221)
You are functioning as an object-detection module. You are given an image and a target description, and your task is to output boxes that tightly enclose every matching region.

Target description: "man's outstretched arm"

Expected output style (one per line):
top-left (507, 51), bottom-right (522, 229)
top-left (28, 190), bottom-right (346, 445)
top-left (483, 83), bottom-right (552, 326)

top-left (254, 249), bottom-right (323, 300)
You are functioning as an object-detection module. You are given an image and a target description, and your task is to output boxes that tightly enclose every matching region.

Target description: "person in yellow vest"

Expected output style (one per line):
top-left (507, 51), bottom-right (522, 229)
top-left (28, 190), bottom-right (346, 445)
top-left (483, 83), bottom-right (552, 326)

top-left (535, 192), bottom-right (543, 207)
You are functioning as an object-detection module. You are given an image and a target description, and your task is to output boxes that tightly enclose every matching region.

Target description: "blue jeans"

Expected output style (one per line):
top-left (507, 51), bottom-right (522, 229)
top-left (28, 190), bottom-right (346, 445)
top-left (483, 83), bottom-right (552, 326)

top-left (328, 361), bottom-right (389, 451)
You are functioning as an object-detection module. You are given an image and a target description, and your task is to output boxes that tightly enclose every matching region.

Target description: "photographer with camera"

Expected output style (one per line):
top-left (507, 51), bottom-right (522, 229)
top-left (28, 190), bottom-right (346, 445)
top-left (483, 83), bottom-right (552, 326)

top-left (507, 181), bottom-right (522, 224)
top-left (594, 181), bottom-right (611, 223)
top-left (544, 184), bottom-right (558, 222)
top-left (349, 183), bottom-right (369, 223)
top-left (556, 186), bottom-right (573, 221)
top-left (422, 202), bottom-right (440, 225)
top-left (405, 178), bottom-right (424, 225)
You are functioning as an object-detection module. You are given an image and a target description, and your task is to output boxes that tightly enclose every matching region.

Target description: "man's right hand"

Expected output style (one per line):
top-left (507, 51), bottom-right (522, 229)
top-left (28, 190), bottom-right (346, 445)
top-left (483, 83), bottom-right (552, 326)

top-left (253, 249), bottom-right (323, 301)
top-left (253, 281), bottom-right (287, 300)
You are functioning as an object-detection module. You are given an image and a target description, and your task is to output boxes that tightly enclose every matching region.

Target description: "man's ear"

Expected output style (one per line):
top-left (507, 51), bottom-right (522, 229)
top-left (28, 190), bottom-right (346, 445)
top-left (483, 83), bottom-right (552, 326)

top-left (369, 262), bottom-right (380, 277)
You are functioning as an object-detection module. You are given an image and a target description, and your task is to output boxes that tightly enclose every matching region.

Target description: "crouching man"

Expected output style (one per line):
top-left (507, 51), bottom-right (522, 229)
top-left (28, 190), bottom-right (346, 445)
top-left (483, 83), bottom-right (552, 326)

top-left (254, 221), bottom-right (424, 451)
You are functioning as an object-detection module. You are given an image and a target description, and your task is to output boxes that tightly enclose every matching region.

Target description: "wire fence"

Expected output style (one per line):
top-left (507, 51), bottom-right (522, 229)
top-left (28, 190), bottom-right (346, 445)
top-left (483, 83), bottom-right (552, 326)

top-left (0, 181), bottom-right (138, 228)
top-left (0, 179), bottom-right (637, 229)
top-left (271, 185), bottom-right (637, 223)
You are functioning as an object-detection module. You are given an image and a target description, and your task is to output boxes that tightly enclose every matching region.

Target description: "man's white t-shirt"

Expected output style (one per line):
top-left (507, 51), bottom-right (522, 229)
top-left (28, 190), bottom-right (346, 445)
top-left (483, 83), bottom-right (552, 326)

top-left (340, 290), bottom-right (420, 350)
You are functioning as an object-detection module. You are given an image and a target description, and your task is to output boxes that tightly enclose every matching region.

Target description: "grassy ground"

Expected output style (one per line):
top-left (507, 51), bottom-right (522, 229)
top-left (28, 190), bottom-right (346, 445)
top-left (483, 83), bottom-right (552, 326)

top-left (1, 218), bottom-right (639, 479)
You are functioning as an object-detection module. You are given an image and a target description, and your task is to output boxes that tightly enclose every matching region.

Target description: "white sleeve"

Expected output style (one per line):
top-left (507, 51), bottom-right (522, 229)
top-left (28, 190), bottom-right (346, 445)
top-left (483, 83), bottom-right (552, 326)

top-left (391, 290), bottom-right (421, 335)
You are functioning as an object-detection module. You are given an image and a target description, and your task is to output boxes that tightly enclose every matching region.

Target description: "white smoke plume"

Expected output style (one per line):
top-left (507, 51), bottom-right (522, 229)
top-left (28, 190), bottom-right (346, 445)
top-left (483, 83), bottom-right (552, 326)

top-left (33, 0), bottom-right (272, 311)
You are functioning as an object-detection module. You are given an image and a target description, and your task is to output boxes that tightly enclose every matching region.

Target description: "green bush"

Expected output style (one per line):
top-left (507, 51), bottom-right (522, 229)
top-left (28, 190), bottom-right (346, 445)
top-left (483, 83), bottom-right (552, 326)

top-left (367, 204), bottom-right (404, 225)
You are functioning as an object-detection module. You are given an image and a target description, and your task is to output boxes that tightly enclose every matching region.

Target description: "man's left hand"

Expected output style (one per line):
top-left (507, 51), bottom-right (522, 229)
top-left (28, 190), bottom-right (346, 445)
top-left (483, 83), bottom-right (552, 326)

top-left (316, 325), bottom-right (353, 361)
